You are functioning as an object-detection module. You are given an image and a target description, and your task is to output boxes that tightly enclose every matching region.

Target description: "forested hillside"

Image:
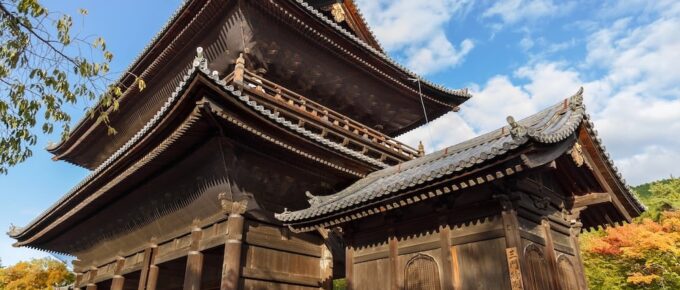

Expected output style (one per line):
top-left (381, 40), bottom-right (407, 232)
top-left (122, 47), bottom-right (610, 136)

top-left (581, 178), bottom-right (680, 289)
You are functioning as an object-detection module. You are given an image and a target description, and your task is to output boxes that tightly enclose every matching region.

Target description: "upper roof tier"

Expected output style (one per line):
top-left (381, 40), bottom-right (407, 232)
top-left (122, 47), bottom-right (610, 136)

top-left (47, 0), bottom-right (471, 170)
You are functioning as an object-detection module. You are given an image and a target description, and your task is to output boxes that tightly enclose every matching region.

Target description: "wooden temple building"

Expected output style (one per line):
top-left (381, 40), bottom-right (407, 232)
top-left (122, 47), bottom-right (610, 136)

top-left (9, 0), bottom-right (644, 290)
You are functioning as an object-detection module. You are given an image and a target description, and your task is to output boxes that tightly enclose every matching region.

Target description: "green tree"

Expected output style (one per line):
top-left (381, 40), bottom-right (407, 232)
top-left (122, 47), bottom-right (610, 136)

top-left (0, 258), bottom-right (74, 289)
top-left (581, 178), bottom-right (680, 289)
top-left (0, 0), bottom-right (144, 174)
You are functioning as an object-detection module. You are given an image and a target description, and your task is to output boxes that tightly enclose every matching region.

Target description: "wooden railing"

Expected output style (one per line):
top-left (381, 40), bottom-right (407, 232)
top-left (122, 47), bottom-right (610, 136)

top-left (224, 69), bottom-right (422, 164)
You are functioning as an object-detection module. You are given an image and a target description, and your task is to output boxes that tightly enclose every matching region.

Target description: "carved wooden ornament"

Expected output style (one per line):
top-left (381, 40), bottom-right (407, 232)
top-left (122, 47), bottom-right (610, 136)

top-left (331, 3), bottom-right (346, 23)
top-left (218, 192), bottom-right (248, 215)
top-left (569, 142), bottom-right (585, 167)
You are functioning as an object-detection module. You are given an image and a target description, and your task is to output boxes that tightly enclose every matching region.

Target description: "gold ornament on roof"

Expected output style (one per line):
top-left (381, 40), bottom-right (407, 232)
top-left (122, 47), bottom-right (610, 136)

top-left (331, 3), bottom-right (346, 23)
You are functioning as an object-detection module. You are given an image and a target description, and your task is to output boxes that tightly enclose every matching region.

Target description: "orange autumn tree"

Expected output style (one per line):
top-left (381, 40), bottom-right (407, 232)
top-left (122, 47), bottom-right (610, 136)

top-left (581, 179), bottom-right (680, 289)
top-left (0, 257), bottom-right (74, 289)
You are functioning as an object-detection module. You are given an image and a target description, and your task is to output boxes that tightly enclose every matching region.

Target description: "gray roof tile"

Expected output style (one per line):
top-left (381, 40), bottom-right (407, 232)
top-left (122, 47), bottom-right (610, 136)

top-left (276, 88), bottom-right (644, 225)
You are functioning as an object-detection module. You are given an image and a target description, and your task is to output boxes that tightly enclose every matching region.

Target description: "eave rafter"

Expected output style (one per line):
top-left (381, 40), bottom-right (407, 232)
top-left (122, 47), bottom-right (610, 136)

top-left (571, 192), bottom-right (611, 208)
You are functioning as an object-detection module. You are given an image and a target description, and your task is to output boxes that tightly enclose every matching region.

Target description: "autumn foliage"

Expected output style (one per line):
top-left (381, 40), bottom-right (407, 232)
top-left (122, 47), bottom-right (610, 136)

top-left (581, 178), bottom-right (680, 289)
top-left (0, 258), bottom-right (73, 290)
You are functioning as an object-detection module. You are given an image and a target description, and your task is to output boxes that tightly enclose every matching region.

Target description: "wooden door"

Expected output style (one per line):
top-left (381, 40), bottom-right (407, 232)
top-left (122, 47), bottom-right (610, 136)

top-left (524, 244), bottom-right (553, 290)
top-left (405, 254), bottom-right (442, 290)
top-left (557, 255), bottom-right (579, 290)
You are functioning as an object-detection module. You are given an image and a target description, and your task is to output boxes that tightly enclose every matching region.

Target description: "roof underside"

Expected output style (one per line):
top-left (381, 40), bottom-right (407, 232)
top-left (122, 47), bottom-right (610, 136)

top-left (276, 89), bottom-right (645, 231)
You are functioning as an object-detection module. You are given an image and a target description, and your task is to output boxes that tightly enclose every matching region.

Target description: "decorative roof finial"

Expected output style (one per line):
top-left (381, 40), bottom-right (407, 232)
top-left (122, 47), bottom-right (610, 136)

top-left (234, 53), bottom-right (246, 87)
top-left (193, 47), bottom-right (208, 71)
top-left (570, 86), bottom-right (584, 111)
top-left (417, 141), bottom-right (425, 157)
top-left (506, 116), bottom-right (528, 140)
top-left (7, 223), bottom-right (20, 236)
top-left (196, 47), bottom-right (204, 59)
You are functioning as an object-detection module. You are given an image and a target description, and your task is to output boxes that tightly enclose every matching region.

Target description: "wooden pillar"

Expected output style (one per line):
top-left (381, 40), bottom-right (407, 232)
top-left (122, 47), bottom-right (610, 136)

top-left (439, 224), bottom-right (454, 290)
top-left (570, 220), bottom-right (588, 289)
top-left (111, 257), bottom-right (126, 290)
top-left (221, 212), bottom-right (245, 290)
top-left (184, 228), bottom-right (204, 290)
top-left (497, 194), bottom-right (526, 290)
top-left (147, 264), bottom-right (159, 290)
top-left (345, 243), bottom-right (354, 290)
top-left (138, 246), bottom-right (158, 290)
top-left (542, 219), bottom-right (562, 290)
top-left (74, 273), bottom-right (84, 290)
top-left (86, 267), bottom-right (98, 290)
top-left (318, 228), bottom-right (334, 290)
top-left (388, 231), bottom-right (399, 290)
top-left (450, 246), bottom-right (461, 290)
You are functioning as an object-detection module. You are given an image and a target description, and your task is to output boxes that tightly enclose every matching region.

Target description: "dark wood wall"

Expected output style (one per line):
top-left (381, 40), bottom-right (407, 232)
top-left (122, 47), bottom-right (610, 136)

top-left (343, 174), bottom-right (589, 290)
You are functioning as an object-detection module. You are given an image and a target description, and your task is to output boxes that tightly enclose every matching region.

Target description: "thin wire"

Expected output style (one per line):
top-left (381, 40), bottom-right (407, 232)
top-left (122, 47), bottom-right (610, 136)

top-left (413, 78), bottom-right (434, 147)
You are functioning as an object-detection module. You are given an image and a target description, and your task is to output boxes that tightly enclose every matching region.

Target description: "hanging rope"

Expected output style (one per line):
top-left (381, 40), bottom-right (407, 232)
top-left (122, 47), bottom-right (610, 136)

top-left (409, 77), bottom-right (433, 150)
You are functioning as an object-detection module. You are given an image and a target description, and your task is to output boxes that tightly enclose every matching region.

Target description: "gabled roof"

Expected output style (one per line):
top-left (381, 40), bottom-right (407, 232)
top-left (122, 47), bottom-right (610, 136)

top-left (276, 89), bottom-right (645, 231)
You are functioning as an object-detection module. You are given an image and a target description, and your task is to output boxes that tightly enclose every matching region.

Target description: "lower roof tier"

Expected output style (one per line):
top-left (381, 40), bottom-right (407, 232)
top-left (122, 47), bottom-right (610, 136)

top-left (276, 88), bottom-right (646, 232)
top-left (10, 51), bottom-right (427, 257)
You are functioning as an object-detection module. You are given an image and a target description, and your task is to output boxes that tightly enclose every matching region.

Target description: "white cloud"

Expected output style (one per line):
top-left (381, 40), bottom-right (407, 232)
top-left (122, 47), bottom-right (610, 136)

top-left (356, 0), bottom-right (474, 74)
top-left (482, 0), bottom-right (574, 26)
top-left (387, 0), bottom-right (680, 186)
top-left (406, 36), bottom-right (474, 75)
top-left (616, 146), bottom-right (680, 185)
top-left (397, 112), bottom-right (476, 153)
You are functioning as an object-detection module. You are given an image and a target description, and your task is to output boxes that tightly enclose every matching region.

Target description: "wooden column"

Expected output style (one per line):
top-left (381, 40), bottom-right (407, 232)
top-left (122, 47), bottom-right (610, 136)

top-left (388, 230), bottom-right (399, 290)
top-left (184, 227), bottom-right (204, 290)
top-left (497, 194), bottom-right (526, 290)
top-left (318, 228), bottom-right (334, 290)
top-left (542, 219), bottom-right (562, 290)
top-left (570, 220), bottom-right (588, 289)
top-left (147, 264), bottom-right (159, 290)
top-left (345, 243), bottom-right (354, 290)
top-left (110, 257), bottom-right (126, 290)
top-left (86, 267), bottom-right (98, 290)
top-left (221, 213), bottom-right (244, 290)
top-left (439, 224), bottom-right (454, 290)
top-left (137, 246), bottom-right (158, 290)
top-left (450, 246), bottom-right (461, 290)
top-left (74, 273), bottom-right (84, 290)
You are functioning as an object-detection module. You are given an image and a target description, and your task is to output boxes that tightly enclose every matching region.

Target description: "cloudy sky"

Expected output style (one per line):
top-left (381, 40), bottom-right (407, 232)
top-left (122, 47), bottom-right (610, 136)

top-left (358, 0), bottom-right (680, 185)
top-left (1, 0), bottom-right (678, 266)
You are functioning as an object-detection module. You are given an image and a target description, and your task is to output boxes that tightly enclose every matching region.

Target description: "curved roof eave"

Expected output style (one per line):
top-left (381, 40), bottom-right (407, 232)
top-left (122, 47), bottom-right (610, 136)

top-left (47, 0), bottom-right (470, 158)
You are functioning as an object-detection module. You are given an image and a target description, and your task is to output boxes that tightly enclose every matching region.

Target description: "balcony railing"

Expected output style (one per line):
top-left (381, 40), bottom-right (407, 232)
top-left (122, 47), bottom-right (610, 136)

top-left (222, 69), bottom-right (422, 165)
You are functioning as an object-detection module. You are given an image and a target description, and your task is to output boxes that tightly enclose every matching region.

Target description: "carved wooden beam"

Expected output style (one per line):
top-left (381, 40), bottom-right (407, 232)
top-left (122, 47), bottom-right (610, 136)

top-left (572, 192), bottom-right (611, 208)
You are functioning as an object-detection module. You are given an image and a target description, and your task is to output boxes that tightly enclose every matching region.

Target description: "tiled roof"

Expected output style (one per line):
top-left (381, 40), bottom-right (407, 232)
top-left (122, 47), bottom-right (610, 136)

top-left (276, 88), bottom-right (645, 226)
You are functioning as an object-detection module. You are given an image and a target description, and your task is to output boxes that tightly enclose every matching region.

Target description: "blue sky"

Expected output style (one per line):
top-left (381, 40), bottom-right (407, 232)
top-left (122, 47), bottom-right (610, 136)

top-left (1, 0), bottom-right (679, 266)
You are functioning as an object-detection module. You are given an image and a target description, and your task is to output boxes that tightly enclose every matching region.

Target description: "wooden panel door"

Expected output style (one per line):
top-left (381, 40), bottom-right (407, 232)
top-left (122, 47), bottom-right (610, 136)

top-left (524, 244), bottom-right (553, 290)
top-left (404, 254), bottom-right (441, 290)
